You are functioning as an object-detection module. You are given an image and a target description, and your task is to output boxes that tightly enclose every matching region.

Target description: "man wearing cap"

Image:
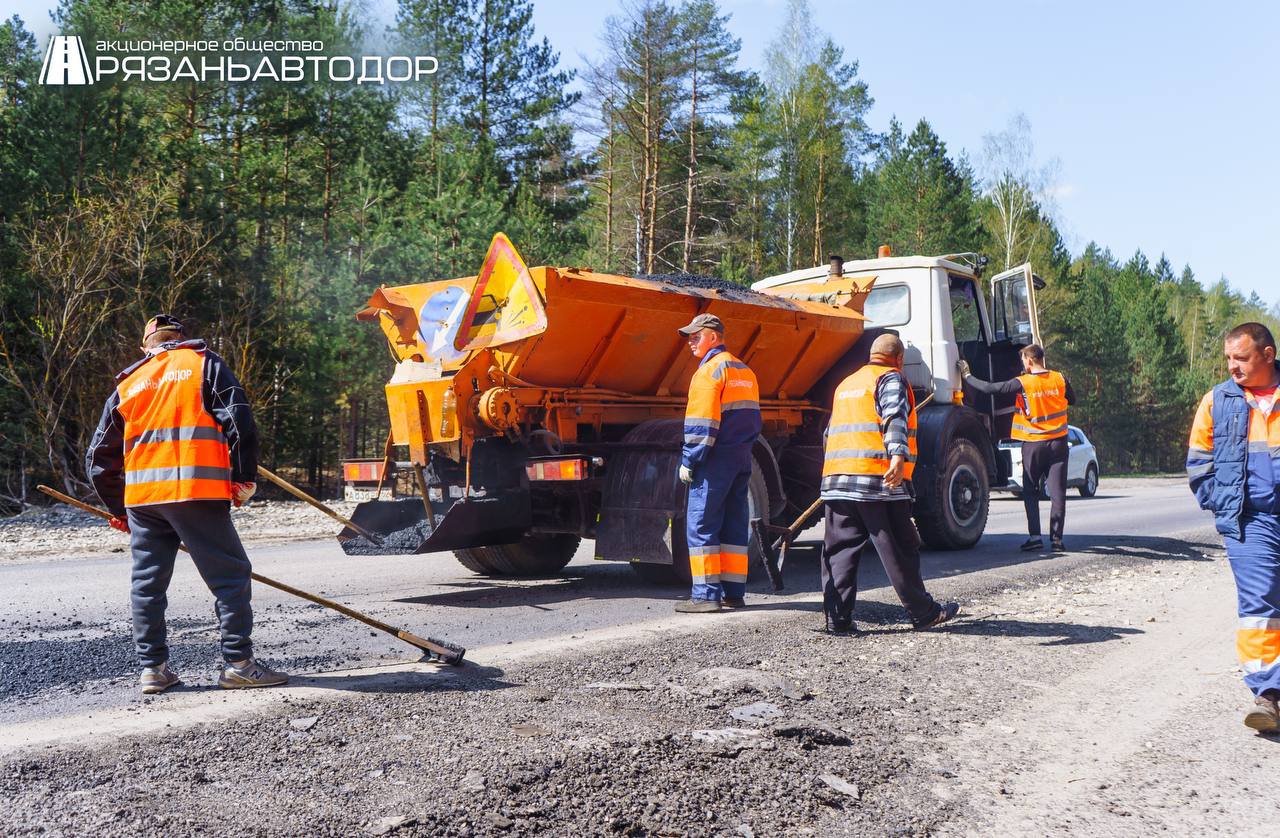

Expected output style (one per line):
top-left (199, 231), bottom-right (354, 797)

top-left (87, 315), bottom-right (287, 693)
top-left (675, 313), bottom-right (762, 613)
top-left (820, 333), bottom-right (960, 633)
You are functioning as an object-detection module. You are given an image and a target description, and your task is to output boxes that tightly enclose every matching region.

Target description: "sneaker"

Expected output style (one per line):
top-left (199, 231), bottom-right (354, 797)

top-left (1244, 694), bottom-right (1280, 733)
top-left (722, 597), bottom-right (747, 610)
top-left (913, 602), bottom-right (961, 631)
top-left (139, 663), bottom-right (181, 695)
top-left (1050, 538), bottom-right (1066, 553)
top-left (218, 658), bottom-right (289, 689)
top-left (674, 599), bottom-right (721, 614)
top-left (1019, 536), bottom-right (1044, 552)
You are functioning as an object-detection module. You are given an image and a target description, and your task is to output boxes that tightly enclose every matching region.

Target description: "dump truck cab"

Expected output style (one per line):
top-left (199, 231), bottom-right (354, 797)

top-left (754, 252), bottom-right (1044, 548)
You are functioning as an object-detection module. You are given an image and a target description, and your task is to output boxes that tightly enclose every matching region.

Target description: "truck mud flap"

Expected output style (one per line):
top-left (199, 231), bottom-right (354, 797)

top-left (338, 493), bottom-right (531, 556)
top-left (595, 419), bottom-right (686, 566)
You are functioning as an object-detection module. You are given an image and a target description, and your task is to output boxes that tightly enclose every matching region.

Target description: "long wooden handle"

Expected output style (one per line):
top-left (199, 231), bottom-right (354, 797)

top-left (256, 465), bottom-right (383, 544)
top-left (34, 485), bottom-right (462, 663)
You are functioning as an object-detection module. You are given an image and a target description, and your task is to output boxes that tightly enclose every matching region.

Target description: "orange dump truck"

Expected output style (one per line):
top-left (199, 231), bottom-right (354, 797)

top-left (340, 235), bottom-right (1026, 580)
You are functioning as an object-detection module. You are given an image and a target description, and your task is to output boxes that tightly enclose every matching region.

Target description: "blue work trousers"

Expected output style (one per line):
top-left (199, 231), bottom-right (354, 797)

top-left (686, 446), bottom-right (752, 602)
top-left (127, 500), bottom-right (254, 667)
top-left (1224, 512), bottom-right (1280, 697)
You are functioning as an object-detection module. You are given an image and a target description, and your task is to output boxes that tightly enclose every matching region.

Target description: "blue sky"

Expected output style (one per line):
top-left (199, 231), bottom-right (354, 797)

top-left (11, 0), bottom-right (1278, 305)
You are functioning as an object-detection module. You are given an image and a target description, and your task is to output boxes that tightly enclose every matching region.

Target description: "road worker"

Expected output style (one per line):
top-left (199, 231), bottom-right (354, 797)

top-left (1186, 322), bottom-right (1280, 733)
top-left (86, 314), bottom-right (287, 694)
top-left (675, 313), bottom-right (762, 613)
top-left (959, 344), bottom-right (1076, 552)
top-left (821, 333), bottom-right (960, 633)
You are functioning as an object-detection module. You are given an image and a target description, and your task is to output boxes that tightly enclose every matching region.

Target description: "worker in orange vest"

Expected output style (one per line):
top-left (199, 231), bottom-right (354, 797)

top-left (86, 315), bottom-right (287, 694)
top-left (960, 344), bottom-right (1076, 552)
top-left (820, 333), bottom-right (960, 633)
top-left (675, 313), bottom-right (762, 613)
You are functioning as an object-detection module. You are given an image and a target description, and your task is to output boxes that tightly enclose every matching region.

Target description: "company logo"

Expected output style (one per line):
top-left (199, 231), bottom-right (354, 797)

top-left (39, 35), bottom-right (94, 85)
top-left (37, 33), bottom-right (437, 87)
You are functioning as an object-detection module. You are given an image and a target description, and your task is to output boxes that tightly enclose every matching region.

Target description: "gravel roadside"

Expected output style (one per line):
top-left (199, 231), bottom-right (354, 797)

top-left (0, 500), bottom-right (356, 563)
top-left (4, 525), bottom-right (1273, 837)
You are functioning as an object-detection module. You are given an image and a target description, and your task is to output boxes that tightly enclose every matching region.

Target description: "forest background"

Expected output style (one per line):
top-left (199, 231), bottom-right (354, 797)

top-left (1, 0), bottom-right (1276, 509)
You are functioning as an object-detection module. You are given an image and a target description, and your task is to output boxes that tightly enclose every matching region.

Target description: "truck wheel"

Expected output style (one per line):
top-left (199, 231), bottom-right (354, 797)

top-left (454, 534), bottom-right (580, 577)
top-left (916, 438), bottom-right (989, 550)
top-left (630, 464), bottom-right (769, 586)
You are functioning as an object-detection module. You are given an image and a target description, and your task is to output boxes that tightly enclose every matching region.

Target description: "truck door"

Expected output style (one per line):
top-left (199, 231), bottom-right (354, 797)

top-left (990, 263), bottom-right (1041, 345)
top-left (987, 263), bottom-right (1044, 440)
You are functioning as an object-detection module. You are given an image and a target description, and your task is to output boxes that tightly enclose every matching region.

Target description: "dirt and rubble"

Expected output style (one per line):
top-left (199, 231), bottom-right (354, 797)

top-left (0, 499), bottom-right (358, 563)
top-left (2, 524), bottom-right (1276, 837)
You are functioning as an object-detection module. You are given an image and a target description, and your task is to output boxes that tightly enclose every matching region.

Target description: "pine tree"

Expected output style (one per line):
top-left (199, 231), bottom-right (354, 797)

top-left (863, 118), bottom-right (982, 257)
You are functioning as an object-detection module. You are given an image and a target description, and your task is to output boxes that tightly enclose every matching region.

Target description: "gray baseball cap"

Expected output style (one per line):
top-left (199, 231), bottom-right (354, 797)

top-left (677, 313), bottom-right (724, 335)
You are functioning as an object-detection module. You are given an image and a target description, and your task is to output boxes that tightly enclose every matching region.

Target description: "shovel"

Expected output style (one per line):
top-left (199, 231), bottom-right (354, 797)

top-left (36, 485), bottom-right (465, 665)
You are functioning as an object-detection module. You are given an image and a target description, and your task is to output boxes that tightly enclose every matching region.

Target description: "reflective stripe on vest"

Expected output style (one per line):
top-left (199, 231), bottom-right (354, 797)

top-left (116, 347), bottom-right (232, 507)
top-left (1012, 370), bottom-right (1068, 441)
top-left (822, 364), bottom-right (917, 480)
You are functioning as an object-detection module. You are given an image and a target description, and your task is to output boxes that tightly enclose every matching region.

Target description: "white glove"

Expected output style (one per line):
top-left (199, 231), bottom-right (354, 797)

top-left (956, 359), bottom-right (971, 378)
top-left (232, 481), bottom-right (256, 507)
top-left (678, 465), bottom-right (694, 484)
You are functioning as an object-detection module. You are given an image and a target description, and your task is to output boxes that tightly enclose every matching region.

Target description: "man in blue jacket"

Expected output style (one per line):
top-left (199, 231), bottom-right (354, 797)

top-left (1187, 322), bottom-right (1280, 732)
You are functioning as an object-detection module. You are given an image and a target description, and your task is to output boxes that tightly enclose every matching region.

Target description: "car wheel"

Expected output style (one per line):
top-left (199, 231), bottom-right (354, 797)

top-left (1078, 463), bottom-right (1099, 498)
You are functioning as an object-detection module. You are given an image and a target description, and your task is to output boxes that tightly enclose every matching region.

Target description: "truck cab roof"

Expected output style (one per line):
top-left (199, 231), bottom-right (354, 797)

top-left (752, 254), bottom-right (979, 291)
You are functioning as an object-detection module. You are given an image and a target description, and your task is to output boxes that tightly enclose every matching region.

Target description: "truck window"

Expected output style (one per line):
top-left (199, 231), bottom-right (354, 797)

top-left (948, 276), bottom-right (983, 343)
top-left (994, 277), bottom-right (1033, 342)
top-left (863, 284), bottom-right (910, 327)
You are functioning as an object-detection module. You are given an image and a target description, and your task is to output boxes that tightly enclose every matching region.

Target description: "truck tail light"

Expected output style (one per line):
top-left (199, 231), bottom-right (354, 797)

top-left (526, 458), bottom-right (588, 481)
top-left (343, 461), bottom-right (385, 482)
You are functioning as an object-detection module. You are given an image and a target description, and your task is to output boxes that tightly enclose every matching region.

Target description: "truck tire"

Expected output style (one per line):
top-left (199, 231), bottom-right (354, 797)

top-left (630, 464), bottom-right (769, 586)
top-left (916, 438), bottom-right (989, 550)
top-left (454, 533), bottom-right (580, 577)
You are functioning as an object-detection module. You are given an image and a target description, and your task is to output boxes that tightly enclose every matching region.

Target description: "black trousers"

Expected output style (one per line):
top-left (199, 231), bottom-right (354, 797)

top-left (820, 499), bottom-right (940, 626)
top-left (1022, 436), bottom-right (1068, 540)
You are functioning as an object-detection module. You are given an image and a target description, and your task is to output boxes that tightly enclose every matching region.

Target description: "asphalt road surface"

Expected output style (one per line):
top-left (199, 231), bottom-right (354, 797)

top-left (1, 477), bottom-right (1208, 728)
top-left (6, 476), bottom-right (1279, 837)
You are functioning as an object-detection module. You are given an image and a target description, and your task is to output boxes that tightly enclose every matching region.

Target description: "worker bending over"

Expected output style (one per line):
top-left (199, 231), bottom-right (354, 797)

top-left (821, 333), bottom-right (960, 633)
top-left (675, 313), bottom-right (762, 613)
top-left (1187, 322), bottom-right (1280, 733)
top-left (959, 344), bottom-right (1075, 552)
top-left (87, 314), bottom-right (287, 694)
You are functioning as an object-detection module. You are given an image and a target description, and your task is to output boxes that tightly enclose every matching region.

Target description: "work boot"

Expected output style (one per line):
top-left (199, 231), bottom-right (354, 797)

top-left (1050, 538), bottom-right (1066, 553)
top-left (722, 597), bottom-right (747, 610)
top-left (825, 616), bottom-right (855, 635)
top-left (1019, 536), bottom-right (1044, 552)
top-left (1244, 694), bottom-right (1280, 733)
top-left (139, 662), bottom-right (181, 695)
top-left (218, 658), bottom-right (289, 689)
top-left (913, 602), bottom-right (961, 631)
top-left (674, 599), bottom-right (721, 614)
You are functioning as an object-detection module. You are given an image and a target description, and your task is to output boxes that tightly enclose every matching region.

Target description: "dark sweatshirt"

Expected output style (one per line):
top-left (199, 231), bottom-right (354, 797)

top-left (963, 368), bottom-right (1077, 405)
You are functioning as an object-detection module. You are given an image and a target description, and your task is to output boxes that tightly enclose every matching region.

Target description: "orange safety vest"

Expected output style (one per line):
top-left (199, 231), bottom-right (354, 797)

top-left (822, 364), bottom-right (918, 481)
top-left (116, 347), bottom-right (232, 507)
top-left (1011, 370), bottom-right (1069, 441)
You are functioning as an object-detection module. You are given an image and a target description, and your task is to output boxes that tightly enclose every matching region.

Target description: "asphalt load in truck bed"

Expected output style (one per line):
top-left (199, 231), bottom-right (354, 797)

top-left (638, 273), bottom-right (781, 305)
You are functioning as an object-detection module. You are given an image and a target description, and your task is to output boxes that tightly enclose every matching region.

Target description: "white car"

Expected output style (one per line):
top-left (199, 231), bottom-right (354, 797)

top-left (998, 425), bottom-right (1100, 498)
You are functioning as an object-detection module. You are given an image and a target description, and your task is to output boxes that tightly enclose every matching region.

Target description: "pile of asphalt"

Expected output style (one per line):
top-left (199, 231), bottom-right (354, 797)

top-left (341, 520), bottom-right (435, 557)
top-left (638, 273), bottom-right (780, 305)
